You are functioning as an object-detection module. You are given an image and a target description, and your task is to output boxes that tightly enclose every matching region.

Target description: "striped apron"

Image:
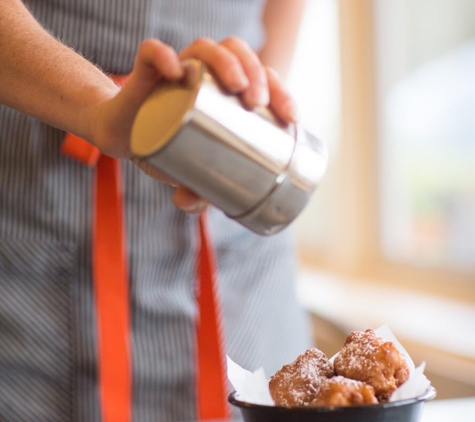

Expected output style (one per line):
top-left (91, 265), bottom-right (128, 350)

top-left (0, 1), bottom-right (313, 421)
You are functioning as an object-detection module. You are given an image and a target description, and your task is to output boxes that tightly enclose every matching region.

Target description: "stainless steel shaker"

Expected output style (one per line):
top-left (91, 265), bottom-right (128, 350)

top-left (130, 59), bottom-right (328, 235)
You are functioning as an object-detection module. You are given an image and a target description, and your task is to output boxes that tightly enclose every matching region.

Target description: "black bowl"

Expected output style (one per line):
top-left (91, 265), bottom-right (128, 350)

top-left (228, 387), bottom-right (436, 422)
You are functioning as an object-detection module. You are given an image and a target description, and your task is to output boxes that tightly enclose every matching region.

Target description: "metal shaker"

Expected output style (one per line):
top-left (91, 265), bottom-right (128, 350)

top-left (130, 59), bottom-right (328, 235)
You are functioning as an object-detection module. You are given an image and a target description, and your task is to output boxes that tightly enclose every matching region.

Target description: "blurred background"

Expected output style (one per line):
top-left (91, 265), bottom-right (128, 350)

top-left (287, 0), bottom-right (475, 401)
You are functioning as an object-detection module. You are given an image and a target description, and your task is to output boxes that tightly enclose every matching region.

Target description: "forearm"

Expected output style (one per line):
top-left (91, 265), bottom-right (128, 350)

top-left (259, 0), bottom-right (307, 80)
top-left (0, 0), bottom-right (119, 141)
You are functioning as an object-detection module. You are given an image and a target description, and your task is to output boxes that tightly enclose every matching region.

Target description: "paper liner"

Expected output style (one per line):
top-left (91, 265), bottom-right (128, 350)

top-left (227, 324), bottom-right (431, 406)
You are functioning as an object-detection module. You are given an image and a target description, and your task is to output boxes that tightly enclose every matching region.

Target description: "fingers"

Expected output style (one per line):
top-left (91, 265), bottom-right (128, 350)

top-left (180, 37), bottom-right (249, 93)
top-left (120, 39), bottom-right (184, 106)
top-left (173, 187), bottom-right (209, 214)
top-left (130, 157), bottom-right (208, 214)
top-left (179, 37), bottom-right (298, 122)
top-left (219, 37), bottom-right (269, 108)
top-left (130, 157), bottom-right (178, 186)
top-left (180, 37), bottom-right (269, 109)
top-left (125, 37), bottom-right (296, 124)
top-left (266, 66), bottom-right (299, 124)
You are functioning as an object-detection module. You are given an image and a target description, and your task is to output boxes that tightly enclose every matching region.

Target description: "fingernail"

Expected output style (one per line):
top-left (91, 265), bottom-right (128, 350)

top-left (182, 61), bottom-right (199, 88)
top-left (284, 100), bottom-right (299, 122)
top-left (244, 86), bottom-right (269, 108)
top-left (180, 199), bottom-right (208, 214)
top-left (254, 87), bottom-right (270, 107)
top-left (229, 69), bottom-right (249, 90)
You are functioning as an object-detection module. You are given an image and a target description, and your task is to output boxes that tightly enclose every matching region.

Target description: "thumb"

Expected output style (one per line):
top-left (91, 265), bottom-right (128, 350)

top-left (173, 187), bottom-right (209, 214)
top-left (119, 39), bottom-right (184, 112)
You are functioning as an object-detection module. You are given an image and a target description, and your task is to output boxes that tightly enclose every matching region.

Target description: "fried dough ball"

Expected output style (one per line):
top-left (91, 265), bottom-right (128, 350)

top-left (333, 329), bottom-right (410, 401)
top-left (269, 348), bottom-right (334, 407)
top-left (309, 376), bottom-right (378, 407)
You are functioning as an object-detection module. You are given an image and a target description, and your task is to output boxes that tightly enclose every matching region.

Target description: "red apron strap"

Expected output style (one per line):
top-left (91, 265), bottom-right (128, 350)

top-left (93, 154), bottom-right (131, 422)
top-left (61, 133), bottom-right (101, 167)
top-left (63, 132), bottom-right (131, 422)
top-left (196, 213), bottom-right (230, 421)
top-left (62, 72), bottom-right (229, 422)
top-left (63, 73), bottom-right (131, 422)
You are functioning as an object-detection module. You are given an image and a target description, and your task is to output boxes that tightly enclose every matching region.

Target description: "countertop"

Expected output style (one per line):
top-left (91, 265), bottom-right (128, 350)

top-left (421, 397), bottom-right (475, 422)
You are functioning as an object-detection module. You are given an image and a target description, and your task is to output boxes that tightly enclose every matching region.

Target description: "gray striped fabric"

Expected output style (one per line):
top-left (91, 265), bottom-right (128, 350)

top-left (0, 1), bottom-right (313, 421)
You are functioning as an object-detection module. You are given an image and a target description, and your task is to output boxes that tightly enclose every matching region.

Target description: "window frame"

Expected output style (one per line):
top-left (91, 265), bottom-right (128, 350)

top-left (300, 0), bottom-right (475, 303)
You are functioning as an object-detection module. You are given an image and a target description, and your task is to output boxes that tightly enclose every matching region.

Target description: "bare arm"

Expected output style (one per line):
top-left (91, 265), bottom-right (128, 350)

top-left (0, 0), bottom-right (121, 142)
top-left (0, 0), bottom-right (188, 158)
top-left (259, 0), bottom-right (307, 80)
top-left (0, 0), bottom-right (300, 211)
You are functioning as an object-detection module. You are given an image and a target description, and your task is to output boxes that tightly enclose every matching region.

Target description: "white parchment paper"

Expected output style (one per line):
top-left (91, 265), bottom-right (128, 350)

top-left (227, 325), bottom-right (431, 406)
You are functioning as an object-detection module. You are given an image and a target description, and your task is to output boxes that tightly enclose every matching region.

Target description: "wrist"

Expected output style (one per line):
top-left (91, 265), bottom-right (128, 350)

top-left (78, 84), bottom-right (120, 149)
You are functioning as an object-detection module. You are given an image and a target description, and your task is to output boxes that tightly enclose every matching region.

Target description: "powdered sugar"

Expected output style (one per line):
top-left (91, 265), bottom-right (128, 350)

top-left (227, 325), bottom-right (432, 407)
top-left (269, 348), bottom-right (334, 406)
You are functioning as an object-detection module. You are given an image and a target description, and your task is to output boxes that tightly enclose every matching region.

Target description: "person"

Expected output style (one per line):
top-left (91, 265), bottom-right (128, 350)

top-left (0, 0), bottom-right (313, 421)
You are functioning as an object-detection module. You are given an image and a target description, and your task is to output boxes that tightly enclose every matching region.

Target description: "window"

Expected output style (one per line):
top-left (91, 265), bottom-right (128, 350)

top-left (287, 0), bottom-right (341, 250)
top-left (375, 0), bottom-right (475, 272)
top-left (291, 0), bottom-right (475, 300)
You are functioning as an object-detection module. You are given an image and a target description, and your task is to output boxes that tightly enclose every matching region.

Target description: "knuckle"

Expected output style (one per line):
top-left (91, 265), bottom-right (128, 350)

top-left (160, 43), bottom-right (176, 57)
top-left (221, 36), bottom-right (247, 49)
top-left (191, 36), bottom-right (215, 48)
top-left (265, 66), bottom-right (279, 78)
top-left (138, 39), bottom-right (153, 55)
top-left (139, 38), bottom-right (162, 57)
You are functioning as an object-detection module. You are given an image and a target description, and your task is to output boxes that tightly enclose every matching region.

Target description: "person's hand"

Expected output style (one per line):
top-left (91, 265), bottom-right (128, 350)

top-left (88, 39), bottom-right (210, 213)
top-left (179, 36), bottom-right (298, 123)
top-left (88, 39), bottom-right (184, 159)
top-left (88, 37), bottom-right (298, 213)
